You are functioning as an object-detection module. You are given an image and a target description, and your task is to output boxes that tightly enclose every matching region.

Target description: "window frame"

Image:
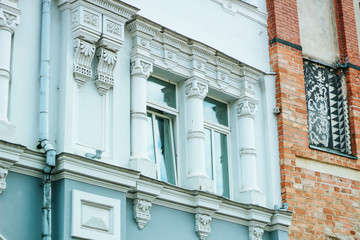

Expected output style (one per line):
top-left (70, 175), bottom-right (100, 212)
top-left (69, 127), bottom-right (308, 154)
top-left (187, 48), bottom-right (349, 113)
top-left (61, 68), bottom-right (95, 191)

top-left (203, 96), bottom-right (232, 198)
top-left (146, 74), bottom-right (179, 184)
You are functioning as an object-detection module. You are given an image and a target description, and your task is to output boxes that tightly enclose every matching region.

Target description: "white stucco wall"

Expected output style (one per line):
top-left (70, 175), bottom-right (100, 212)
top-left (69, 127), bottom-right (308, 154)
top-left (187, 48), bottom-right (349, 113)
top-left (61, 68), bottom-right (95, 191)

top-left (1, 0), bottom-right (281, 208)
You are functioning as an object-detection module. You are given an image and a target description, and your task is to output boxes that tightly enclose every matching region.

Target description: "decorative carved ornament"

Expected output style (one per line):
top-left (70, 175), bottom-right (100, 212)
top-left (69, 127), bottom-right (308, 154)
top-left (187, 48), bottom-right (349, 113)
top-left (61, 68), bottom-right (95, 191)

top-left (133, 199), bottom-right (152, 230)
top-left (130, 59), bottom-right (153, 78)
top-left (236, 100), bottom-right (258, 117)
top-left (185, 80), bottom-right (208, 99)
top-left (95, 47), bottom-right (117, 95)
top-left (249, 224), bottom-right (264, 240)
top-left (0, 9), bottom-right (20, 31)
top-left (73, 38), bottom-right (96, 87)
top-left (0, 163), bottom-right (8, 194)
top-left (304, 60), bottom-right (352, 154)
top-left (195, 213), bottom-right (212, 240)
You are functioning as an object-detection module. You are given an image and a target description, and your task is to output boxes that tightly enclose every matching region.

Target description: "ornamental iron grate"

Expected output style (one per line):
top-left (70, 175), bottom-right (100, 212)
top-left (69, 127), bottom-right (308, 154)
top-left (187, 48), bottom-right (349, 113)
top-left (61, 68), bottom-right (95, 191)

top-left (304, 60), bottom-right (352, 155)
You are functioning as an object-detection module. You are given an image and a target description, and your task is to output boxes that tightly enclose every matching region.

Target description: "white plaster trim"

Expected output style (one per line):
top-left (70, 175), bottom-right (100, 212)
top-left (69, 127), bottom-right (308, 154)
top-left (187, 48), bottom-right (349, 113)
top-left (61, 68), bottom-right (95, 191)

top-left (0, 234), bottom-right (6, 240)
top-left (72, 190), bottom-right (121, 240)
top-left (210, 0), bottom-right (267, 26)
top-left (296, 157), bottom-right (360, 181)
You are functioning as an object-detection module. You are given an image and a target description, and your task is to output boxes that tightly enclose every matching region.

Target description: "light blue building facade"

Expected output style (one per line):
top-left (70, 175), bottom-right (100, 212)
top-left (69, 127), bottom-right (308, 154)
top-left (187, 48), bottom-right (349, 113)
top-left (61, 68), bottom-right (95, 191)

top-left (0, 0), bottom-right (291, 239)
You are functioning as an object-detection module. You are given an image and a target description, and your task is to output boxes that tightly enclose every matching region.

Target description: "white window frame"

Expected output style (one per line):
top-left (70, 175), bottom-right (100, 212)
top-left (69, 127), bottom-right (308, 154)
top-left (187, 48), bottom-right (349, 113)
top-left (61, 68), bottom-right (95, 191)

top-left (146, 74), bottom-right (179, 185)
top-left (203, 96), bottom-right (232, 198)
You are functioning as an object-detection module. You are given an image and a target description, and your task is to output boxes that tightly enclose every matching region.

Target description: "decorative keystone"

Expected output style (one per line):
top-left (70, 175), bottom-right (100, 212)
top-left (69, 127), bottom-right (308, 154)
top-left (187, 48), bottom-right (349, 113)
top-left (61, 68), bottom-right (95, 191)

top-left (94, 47), bottom-right (117, 95)
top-left (195, 213), bottom-right (212, 240)
top-left (133, 199), bottom-right (152, 230)
top-left (185, 79), bottom-right (208, 99)
top-left (73, 38), bottom-right (96, 87)
top-left (0, 163), bottom-right (8, 194)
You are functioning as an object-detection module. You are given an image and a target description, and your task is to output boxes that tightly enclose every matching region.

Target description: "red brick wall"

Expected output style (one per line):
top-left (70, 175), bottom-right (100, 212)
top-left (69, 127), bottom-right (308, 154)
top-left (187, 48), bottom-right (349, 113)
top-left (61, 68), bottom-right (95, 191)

top-left (266, 0), bottom-right (360, 239)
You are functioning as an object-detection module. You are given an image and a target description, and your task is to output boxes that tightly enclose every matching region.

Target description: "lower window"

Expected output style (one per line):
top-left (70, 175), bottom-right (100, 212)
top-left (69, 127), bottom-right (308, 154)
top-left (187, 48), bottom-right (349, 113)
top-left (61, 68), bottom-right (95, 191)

top-left (147, 111), bottom-right (177, 185)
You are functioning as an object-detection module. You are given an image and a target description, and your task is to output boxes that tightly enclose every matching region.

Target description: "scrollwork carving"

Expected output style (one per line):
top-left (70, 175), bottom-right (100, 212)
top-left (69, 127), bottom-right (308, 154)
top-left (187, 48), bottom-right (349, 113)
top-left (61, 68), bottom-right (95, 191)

top-left (236, 100), bottom-right (258, 118)
top-left (73, 38), bottom-right (96, 87)
top-left (185, 80), bottom-right (208, 99)
top-left (95, 47), bottom-right (117, 95)
top-left (0, 163), bottom-right (8, 194)
top-left (133, 199), bottom-right (152, 230)
top-left (249, 225), bottom-right (264, 240)
top-left (130, 59), bottom-right (153, 78)
top-left (195, 213), bottom-right (212, 240)
top-left (0, 10), bottom-right (20, 31)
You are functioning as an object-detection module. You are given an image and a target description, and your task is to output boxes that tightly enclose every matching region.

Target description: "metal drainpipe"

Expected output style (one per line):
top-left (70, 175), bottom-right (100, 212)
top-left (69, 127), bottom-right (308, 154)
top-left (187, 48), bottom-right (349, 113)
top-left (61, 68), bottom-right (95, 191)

top-left (38, 0), bottom-right (56, 239)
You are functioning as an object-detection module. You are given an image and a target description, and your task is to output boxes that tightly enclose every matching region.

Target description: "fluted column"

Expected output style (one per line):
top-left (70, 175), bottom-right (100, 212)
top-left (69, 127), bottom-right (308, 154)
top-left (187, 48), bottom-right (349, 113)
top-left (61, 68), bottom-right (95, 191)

top-left (236, 98), bottom-right (265, 205)
top-left (184, 77), bottom-right (213, 191)
top-left (0, 4), bottom-right (20, 123)
top-left (129, 58), bottom-right (156, 177)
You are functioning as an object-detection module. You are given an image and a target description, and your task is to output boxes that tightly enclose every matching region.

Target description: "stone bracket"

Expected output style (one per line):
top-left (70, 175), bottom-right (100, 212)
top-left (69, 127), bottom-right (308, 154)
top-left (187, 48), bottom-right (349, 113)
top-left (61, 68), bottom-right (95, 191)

top-left (94, 47), bottom-right (117, 95)
top-left (73, 38), bottom-right (96, 87)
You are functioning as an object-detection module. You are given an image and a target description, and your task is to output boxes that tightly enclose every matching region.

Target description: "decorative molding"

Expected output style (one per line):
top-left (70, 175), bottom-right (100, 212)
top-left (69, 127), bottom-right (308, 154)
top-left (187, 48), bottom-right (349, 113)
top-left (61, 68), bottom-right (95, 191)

top-left (0, 8), bottom-right (20, 31)
top-left (94, 47), bottom-right (117, 95)
top-left (190, 45), bottom-right (213, 60)
top-left (133, 198), bottom-right (152, 229)
top-left (195, 213), bottom-right (212, 240)
top-left (127, 19), bottom-right (158, 38)
top-left (73, 38), bottom-right (96, 87)
top-left (0, 163), bottom-right (8, 194)
top-left (162, 33), bottom-right (183, 49)
top-left (210, 0), bottom-right (267, 26)
top-left (215, 56), bottom-right (237, 71)
top-left (236, 99), bottom-right (258, 117)
top-left (130, 58), bottom-right (153, 78)
top-left (71, 6), bottom-right (102, 42)
top-left (249, 223), bottom-right (265, 240)
top-left (72, 190), bottom-right (121, 240)
top-left (216, 70), bottom-right (229, 92)
top-left (185, 79), bottom-right (208, 99)
top-left (187, 130), bottom-right (205, 140)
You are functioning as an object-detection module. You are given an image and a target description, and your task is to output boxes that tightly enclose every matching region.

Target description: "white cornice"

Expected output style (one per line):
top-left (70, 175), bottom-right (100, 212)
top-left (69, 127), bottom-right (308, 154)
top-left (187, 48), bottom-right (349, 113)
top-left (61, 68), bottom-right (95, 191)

top-left (0, 141), bottom-right (292, 231)
top-left (210, 0), bottom-right (267, 27)
top-left (58, 0), bottom-right (138, 19)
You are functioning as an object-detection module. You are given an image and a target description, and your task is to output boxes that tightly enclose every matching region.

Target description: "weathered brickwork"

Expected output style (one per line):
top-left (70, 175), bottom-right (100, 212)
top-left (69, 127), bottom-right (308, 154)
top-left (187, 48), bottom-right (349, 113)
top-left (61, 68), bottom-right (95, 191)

top-left (267, 0), bottom-right (360, 239)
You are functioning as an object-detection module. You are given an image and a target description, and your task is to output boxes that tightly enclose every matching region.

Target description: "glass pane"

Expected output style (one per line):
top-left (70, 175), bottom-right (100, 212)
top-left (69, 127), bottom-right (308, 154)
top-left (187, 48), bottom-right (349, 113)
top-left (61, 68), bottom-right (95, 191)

top-left (154, 116), bottom-right (176, 185)
top-left (203, 97), bottom-right (228, 126)
top-left (213, 132), bottom-right (229, 198)
top-left (147, 76), bottom-right (176, 108)
top-left (146, 114), bottom-right (156, 163)
top-left (204, 128), bottom-right (213, 179)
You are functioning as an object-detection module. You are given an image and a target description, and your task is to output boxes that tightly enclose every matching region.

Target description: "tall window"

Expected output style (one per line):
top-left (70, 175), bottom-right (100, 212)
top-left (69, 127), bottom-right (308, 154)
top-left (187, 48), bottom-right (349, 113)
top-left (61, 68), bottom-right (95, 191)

top-left (203, 97), bottom-right (230, 198)
top-left (146, 76), bottom-right (177, 184)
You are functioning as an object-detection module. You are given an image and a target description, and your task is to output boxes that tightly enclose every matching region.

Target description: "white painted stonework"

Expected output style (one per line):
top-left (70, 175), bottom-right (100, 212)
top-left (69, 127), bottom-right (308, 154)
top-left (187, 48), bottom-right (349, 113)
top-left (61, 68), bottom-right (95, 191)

top-left (72, 190), bottom-right (121, 240)
top-left (133, 198), bottom-right (152, 229)
top-left (195, 213), bottom-right (212, 240)
top-left (1, 0), bottom-right (285, 227)
top-left (0, 164), bottom-right (8, 194)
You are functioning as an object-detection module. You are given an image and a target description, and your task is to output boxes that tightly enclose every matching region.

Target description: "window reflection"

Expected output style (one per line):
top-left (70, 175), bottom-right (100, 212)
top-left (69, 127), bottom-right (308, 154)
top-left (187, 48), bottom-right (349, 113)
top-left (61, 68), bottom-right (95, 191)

top-left (147, 76), bottom-right (176, 108)
top-left (203, 97), bottom-right (228, 126)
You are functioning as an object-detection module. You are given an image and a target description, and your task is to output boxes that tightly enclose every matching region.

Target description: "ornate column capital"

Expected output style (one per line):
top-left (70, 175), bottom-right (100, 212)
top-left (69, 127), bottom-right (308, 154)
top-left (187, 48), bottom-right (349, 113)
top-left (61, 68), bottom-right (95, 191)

top-left (185, 78), bottom-right (208, 100)
top-left (133, 198), bottom-right (152, 230)
top-left (195, 213), bottom-right (212, 240)
top-left (249, 222), bottom-right (266, 240)
top-left (94, 47), bottom-right (117, 95)
top-left (130, 58), bottom-right (153, 79)
top-left (236, 99), bottom-right (259, 118)
top-left (0, 4), bottom-right (21, 33)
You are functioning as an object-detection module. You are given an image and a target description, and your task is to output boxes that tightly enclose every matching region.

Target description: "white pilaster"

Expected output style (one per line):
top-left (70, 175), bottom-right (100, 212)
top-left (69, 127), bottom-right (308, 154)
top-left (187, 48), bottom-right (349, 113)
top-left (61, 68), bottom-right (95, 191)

top-left (235, 67), bottom-right (265, 206)
top-left (0, 2), bottom-right (20, 124)
top-left (127, 18), bottom-right (160, 178)
top-left (129, 58), bottom-right (156, 177)
top-left (184, 77), bottom-right (213, 191)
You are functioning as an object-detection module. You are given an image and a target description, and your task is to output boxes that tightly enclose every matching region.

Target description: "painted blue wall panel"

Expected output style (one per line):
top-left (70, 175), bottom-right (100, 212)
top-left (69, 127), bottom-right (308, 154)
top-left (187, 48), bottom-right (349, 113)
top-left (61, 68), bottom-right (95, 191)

top-left (52, 179), bottom-right (127, 240)
top-left (210, 218), bottom-right (248, 240)
top-left (0, 172), bottom-right (42, 240)
top-left (127, 199), bottom-right (198, 240)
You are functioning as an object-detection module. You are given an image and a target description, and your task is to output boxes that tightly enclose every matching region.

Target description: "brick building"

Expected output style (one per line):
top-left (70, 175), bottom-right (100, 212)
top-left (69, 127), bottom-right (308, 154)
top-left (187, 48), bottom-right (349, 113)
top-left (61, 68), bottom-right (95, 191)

top-left (267, 0), bottom-right (360, 239)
